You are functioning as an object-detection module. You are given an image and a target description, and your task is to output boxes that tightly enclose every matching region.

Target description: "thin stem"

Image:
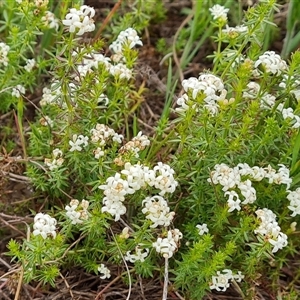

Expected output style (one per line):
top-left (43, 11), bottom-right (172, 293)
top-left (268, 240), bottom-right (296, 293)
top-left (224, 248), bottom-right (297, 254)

top-left (162, 257), bottom-right (169, 300)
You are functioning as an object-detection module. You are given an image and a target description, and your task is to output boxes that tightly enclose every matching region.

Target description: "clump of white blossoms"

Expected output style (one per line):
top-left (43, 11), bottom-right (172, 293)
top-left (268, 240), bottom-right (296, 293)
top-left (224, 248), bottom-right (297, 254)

top-left (109, 63), bottom-right (132, 80)
top-left (243, 82), bottom-right (276, 110)
top-left (90, 123), bottom-right (123, 159)
top-left (254, 208), bottom-right (288, 253)
top-left (209, 4), bottom-right (229, 22)
top-left (177, 73), bottom-right (228, 116)
top-left (287, 188), bottom-right (300, 217)
top-left (11, 85), bottom-right (25, 98)
top-left (208, 163), bottom-right (292, 212)
top-left (150, 162), bottom-right (178, 195)
top-left (254, 51), bottom-right (288, 76)
top-left (118, 131), bottom-right (150, 160)
top-left (210, 269), bottom-right (244, 292)
top-left (24, 58), bottom-right (36, 72)
top-left (98, 264), bottom-right (111, 279)
top-left (39, 81), bottom-right (76, 108)
top-left (72, 49), bottom-right (112, 80)
top-left (69, 134), bottom-right (89, 152)
top-left (109, 27), bottom-right (143, 55)
top-left (62, 5), bottom-right (95, 36)
top-left (142, 195), bottom-right (175, 228)
top-left (32, 213), bottom-right (57, 239)
top-left (152, 229), bottom-right (183, 258)
top-left (41, 11), bottom-right (59, 31)
top-left (44, 148), bottom-right (64, 171)
top-left (277, 103), bottom-right (300, 129)
top-left (222, 24), bottom-right (248, 36)
top-left (196, 223), bottom-right (209, 235)
top-left (99, 172), bottom-right (135, 221)
top-left (125, 245), bottom-right (149, 263)
top-left (0, 42), bottom-right (10, 66)
top-left (65, 199), bottom-right (89, 224)
top-left (99, 162), bottom-right (177, 221)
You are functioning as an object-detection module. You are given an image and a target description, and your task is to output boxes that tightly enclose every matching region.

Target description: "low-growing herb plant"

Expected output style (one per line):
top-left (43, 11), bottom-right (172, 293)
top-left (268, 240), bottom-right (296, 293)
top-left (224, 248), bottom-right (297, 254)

top-left (2, 0), bottom-right (300, 299)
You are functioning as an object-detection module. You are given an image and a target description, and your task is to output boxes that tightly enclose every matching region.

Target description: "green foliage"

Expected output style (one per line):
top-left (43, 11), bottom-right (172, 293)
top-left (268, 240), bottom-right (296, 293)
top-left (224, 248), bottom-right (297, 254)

top-left (2, 0), bottom-right (300, 299)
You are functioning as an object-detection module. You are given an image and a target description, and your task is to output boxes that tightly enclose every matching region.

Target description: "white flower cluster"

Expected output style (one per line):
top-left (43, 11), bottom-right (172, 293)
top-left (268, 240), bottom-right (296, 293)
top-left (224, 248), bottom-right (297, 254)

top-left (109, 27), bottom-right (143, 55)
top-left (32, 212), bottom-right (57, 239)
top-left (0, 42), bottom-right (10, 66)
top-left (65, 199), bottom-right (89, 224)
top-left (90, 123), bottom-right (123, 159)
top-left (210, 269), bottom-right (244, 292)
top-left (72, 50), bottom-right (111, 79)
top-left (209, 4), bottom-right (229, 21)
top-left (142, 195), bottom-right (175, 228)
top-left (254, 208), bottom-right (288, 253)
top-left (24, 58), bottom-right (36, 72)
top-left (44, 148), bottom-right (64, 171)
top-left (287, 188), bottom-right (300, 217)
top-left (98, 264), bottom-right (111, 279)
top-left (62, 5), bottom-right (95, 36)
top-left (69, 134), bottom-right (89, 152)
top-left (152, 228), bottom-right (183, 258)
top-left (117, 131), bottom-right (150, 162)
top-left (208, 163), bottom-right (292, 212)
top-left (243, 81), bottom-right (276, 110)
top-left (277, 104), bottom-right (300, 129)
top-left (222, 24), bottom-right (248, 35)
top-left (125, 245), bottom-right (149, 263)
top-left (196, 223), bottom-right (209, 235)
top-left (109, 63), bottom-right (132, 80)
top-left (99, 162), bottom-right (177, 221)
top-left (254, 51), bottom-right (288, 76)
top-left (72, 47), bottom-right (133, 80)
top-left (279, 74), bottom-right (300, 101)
top-left (40, 82), bottom-right (76, 107)
top-left (11, 85), bottom-right (25, 98)
top-left (177, 73), bottom-right (228, 116)
top-left (41, 11), bottom-right (59, 31)
top-left (149, 162), bottom-right (178, 195)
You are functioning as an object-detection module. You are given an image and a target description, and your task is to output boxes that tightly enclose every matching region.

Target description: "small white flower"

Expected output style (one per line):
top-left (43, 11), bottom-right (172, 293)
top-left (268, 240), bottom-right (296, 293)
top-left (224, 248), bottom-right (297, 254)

top-left (98, 264), bottom-right (111, 279)
top-left (65, 199), bottom-right (89, 224)
top-left (210, 269), bottom-right (244, 292)
top-left (210, 269), bottom-right (232, 292)
top-left (238, 180), bottom-right (256, 204)
top-left (11, 85), bottom-right (25, 97)
top-left (196, 223), bottom-right (209, 235)
top-left (152, 229), bottom-right (182, 258)
top-left (209, 4), bottom-right (229, 21)
top-left (287, 188), bottom-right (300, 217)
top-left (69, 134), bottom-right (89, 152)
top-left (269, 232), bottom-right (288, 253)
top-left (0, 42), bottom-right (10, 66)
top-left (32, 213), bottom-right (57, 239)
top-left (109, 27), bottom-right (142, 54)
top-left (62, 5), bottom-right (95, 36)
top-left (222, 24), bottom-right (248, 34)
top-left (42, 11), bottom-right (59, 30)
top-left (142, 195), bottom-right (175, 228)
top-left (224, 190), bottom-right (241, 212)
top-left (125, 246), bottom-right (149, 263)
top-left (151, 162), bottom-right (178, 195)
top-left (24, 59), bottom-right (36, 72)
top-left (254, 51), bottom-right (288, 76)
top-left (98, 93), bottom-right (109, 105)
top-left (110, 63), bottom-right (132, 80)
